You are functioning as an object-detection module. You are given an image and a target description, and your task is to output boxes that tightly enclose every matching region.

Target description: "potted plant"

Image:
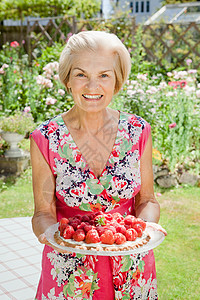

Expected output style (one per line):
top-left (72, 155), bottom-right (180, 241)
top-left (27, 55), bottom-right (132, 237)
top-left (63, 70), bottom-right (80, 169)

top-left (0, 111), bottom-right (35, 157)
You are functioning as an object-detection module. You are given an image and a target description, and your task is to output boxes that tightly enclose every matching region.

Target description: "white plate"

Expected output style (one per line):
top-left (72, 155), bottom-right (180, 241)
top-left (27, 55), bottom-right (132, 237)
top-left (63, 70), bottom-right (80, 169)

top-left (45, 223), bottom-right (166, 256)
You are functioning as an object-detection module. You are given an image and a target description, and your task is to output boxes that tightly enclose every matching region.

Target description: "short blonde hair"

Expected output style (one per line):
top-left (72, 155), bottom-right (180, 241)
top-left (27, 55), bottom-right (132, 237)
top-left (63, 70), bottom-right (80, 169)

top-left (59, 31), bottom-right (131, 94)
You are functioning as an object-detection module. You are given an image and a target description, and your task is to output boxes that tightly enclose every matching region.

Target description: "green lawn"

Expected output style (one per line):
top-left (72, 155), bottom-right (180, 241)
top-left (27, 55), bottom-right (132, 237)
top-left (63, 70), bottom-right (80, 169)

top-left (0, 169), bottom-right (199, 299)
top-left (0, 167), bottom-right (34, 218)
top-left (154, 186), bottom-right (200, 299)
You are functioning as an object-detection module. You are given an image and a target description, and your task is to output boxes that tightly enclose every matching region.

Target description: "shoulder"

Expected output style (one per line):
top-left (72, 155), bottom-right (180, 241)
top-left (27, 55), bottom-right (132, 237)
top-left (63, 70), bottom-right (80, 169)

top-left (31, 115), bottom-right (63, 139)
top-left (120, 111), bottom-right (150, 130)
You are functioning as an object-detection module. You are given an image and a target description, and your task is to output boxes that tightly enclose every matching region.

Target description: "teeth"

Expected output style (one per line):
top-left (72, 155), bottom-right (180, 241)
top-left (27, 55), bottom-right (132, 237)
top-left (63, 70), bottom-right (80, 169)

top-left (83, 94), bottom-right (102, 99)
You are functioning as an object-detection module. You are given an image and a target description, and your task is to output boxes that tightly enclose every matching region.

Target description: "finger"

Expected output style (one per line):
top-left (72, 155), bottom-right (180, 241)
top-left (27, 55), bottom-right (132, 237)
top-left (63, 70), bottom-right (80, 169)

top-left (38, 233), bottom-right (72, 253)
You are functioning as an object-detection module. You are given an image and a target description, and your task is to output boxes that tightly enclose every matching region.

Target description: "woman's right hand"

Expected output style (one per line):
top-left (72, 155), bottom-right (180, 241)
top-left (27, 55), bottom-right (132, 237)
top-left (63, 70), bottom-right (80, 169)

top-left (38, 232), bottom-right (71, 254)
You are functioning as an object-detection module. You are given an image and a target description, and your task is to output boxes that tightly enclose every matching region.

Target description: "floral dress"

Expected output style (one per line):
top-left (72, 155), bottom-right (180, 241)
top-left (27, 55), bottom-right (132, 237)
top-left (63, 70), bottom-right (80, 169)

top-left (31, 111), bottom-right (158, 300)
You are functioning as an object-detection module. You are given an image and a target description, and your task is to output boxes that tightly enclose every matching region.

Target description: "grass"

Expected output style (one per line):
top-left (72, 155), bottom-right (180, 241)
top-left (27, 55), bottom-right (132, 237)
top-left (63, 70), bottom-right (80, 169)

top-left (0, 167), bottom-right (34, 218)
top-left (154, 186), bottom-right (200, 299)
top-left (0, 168), bottom-right (199, 299)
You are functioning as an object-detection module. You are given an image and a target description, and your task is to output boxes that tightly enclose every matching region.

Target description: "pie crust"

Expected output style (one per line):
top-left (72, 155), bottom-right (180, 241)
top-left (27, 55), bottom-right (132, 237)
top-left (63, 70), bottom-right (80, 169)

top-left (54, 230), bottom-right (151, 252)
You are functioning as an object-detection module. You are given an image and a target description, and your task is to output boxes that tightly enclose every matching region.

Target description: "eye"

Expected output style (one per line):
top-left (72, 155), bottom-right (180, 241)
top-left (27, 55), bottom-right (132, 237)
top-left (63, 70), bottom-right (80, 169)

top-left (101, 73), bottom-right (108, 78)
top-left (76, 73), bottom-right (85, 77)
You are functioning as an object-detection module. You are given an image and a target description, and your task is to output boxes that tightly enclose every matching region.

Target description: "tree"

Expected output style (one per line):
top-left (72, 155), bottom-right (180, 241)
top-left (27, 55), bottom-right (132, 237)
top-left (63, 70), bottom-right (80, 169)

top-left (0, 0), bottom-right (101, 21)
top-left (162, 0), bottom-right (197, 4)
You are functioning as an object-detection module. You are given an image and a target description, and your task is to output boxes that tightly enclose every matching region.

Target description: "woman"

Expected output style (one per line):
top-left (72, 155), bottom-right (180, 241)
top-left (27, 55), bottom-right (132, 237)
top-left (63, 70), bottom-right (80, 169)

top-left (31, 31), bottom-right (161, 299)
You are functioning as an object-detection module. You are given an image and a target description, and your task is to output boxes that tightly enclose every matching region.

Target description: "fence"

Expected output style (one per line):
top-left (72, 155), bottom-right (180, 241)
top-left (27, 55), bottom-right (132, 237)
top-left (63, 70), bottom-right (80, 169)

top-left (1, 15), bottom-right (200, 69)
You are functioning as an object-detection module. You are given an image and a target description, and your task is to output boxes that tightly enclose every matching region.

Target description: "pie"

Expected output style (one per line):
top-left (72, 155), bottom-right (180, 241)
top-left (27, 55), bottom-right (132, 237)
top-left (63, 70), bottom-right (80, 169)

top-left (54, 212), bottom-right (151, 252)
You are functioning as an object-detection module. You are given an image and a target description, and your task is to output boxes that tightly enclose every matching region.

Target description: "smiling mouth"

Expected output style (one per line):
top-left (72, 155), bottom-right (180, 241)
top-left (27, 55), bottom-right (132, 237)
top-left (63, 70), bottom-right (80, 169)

top-left (82, 94), bottom-right (103, 100)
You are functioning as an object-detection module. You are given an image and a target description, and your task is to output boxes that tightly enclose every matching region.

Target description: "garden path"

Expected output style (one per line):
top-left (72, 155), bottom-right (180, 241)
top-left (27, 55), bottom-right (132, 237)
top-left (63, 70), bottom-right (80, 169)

top-left (0, 217), bottom-right (43, 299)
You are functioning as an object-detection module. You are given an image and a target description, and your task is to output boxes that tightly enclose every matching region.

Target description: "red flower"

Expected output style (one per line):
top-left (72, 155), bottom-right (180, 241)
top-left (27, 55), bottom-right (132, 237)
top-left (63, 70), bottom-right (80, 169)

top-left (129, 116), bottom-right (142, 127)
top-left (169, 123), bottom-right (176, 129)
top-left (10, 41), bottom-right (19, 48)
top-left (48, 122), bottom-right (59, 134)
top-left (168, 80), bottom-right (187, 89)
top-left (74, 152), bottom-right (82, 162)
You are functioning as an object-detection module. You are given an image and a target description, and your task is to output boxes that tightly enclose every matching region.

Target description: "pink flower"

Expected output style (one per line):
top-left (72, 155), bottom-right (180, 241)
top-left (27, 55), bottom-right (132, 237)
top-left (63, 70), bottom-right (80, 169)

top-left (45, 97), bottom-right (57, 105)
top-left (10, 41), bottom-right (19, 47)
top-left (0, 68), bottom-right (5, 74)
top-left (157, 193), bottom-right (162, 197)
top-left (66, 32), bottom-right (73, 42)
top-left (169, 123), bottom-right (176, 129)
top-left (137, 73), bottom-right (148, 81)
top-left (188, 69), bottom-right (197, 74)
top-left (167, 72), bottom-right (173, 77)
top-left (24, 106), bottom-right (31, 113)
top-left (53, 74), bottom-right (59, 80)
top-left (186, 58), bottom-right (192, 65)
top-left (196, 90), bottom-right (200, 98)
top-left (58, 89), bottom-right (65, 95)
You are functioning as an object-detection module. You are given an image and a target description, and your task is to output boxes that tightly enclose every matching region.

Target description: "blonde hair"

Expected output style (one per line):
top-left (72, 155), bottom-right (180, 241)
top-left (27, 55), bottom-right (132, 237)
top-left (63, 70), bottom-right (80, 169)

top-left (59, 31), bottom-right (131, 94)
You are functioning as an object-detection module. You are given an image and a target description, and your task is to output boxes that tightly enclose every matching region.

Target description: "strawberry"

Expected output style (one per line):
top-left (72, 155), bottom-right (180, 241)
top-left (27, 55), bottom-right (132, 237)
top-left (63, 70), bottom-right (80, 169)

top-left (58, 218), bottom-right (69, 235)
top-left (136, 218), bottom-right (146, 231)
top-left (114, 233), bottom-right (126, 244)
top-left (73, 229), bottom-right (85, 242)
top-left (115, 224), bottom-right (126, 236)
top-left (126, 228), bottom-right (138, 241)
top-left (94, 215), bottom-right (107, 226)
top-left (124, 224), bottom-right (131, 230)
top-left (100, 230), bottom-right (115, 245)
top-left (96, 226), bottom-right (106, 236)
top-left (105, 213), bottom-right (113, 222)
top-left (112, 212), bottom-right (124, 223)
top-left (124, 215), bottom-right (137, 227)
top-left (133, 224), bottom-right (143, 237)
top-left (104, 225), bottom-right (116, 235)
top-left (63, 225), bottom-right (75, 239)
top-left (85, 229), bottom-right (100, 244)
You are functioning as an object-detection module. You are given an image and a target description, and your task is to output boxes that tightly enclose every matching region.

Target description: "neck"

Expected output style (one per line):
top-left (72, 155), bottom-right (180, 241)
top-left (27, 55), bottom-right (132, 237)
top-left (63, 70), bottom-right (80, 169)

top-left (70, 106), bottom-right (111, 134)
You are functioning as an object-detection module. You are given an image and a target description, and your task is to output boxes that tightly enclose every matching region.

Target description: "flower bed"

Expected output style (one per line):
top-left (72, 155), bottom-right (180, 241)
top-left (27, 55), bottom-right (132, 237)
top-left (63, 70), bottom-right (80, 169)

top-left (0, 40), bottom-right (199, 176)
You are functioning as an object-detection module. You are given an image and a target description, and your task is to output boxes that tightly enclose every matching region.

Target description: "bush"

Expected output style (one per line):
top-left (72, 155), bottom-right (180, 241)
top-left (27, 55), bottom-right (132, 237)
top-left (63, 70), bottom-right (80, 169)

top-left (0, 41), bottom-right (74, 123)
top-left (114, 69), bottom-right (200, 173)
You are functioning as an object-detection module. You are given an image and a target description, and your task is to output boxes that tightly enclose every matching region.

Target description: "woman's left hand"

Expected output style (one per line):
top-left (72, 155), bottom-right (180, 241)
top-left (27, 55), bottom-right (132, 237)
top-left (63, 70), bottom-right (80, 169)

top-left (145, 222), bottom-right (167, 236)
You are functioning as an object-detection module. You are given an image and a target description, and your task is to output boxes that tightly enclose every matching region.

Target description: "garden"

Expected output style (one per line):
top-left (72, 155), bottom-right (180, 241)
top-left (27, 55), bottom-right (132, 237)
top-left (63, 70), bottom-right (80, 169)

top-left (0, 8), bottom-right (200, 299)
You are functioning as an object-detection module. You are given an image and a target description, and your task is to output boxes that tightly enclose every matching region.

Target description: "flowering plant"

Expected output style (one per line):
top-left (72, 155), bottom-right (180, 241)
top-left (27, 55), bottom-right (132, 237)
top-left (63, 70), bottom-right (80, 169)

top-left (113, 67), bottom-right (200, 173)
top-left (0, 111), bottom-right (35, 136)
top-left (0, 41), bottom-right (74, 123)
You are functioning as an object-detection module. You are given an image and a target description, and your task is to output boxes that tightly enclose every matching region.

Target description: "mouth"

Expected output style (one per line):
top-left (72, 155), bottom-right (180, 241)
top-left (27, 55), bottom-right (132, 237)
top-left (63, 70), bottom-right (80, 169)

top-left (82, 94), bottom-right (103, 100)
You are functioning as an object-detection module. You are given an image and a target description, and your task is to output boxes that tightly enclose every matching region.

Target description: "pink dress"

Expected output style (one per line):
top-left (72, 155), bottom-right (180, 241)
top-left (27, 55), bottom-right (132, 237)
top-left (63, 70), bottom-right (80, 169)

top-left (31, 111), bottom-right (158, 300)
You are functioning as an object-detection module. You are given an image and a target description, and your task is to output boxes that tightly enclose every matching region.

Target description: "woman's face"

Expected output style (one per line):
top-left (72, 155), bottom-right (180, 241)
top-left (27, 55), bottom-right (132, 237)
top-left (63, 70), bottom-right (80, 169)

top-left (67, 50), bottom-right (116, 113)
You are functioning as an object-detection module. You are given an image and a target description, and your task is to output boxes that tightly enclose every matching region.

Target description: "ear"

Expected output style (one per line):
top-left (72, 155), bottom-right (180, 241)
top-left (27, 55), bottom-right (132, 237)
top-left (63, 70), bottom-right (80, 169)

top-left (66, 81), bottom-right (71, 89)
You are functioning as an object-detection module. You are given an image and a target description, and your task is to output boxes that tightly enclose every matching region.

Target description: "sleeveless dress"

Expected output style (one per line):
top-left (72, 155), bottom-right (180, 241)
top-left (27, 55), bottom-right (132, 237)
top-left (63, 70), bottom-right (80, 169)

top-left (31, 111), bottom-right (158, 300)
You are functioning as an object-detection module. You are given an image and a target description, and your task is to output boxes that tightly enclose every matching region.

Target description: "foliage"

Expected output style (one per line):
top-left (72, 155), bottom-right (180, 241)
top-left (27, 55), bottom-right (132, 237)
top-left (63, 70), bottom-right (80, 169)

top-left (0, 18), bottom-right (199, 174)
top-left (114, 68), bottom-right (200, 173)
top-left (162, 0), bottom-right (197, 4)
top-left (142, 22), bottom-right (200, 71)
top-left (0, 0), bottom-right (100, 20)
top-left (0, 111), bottom-right (35, 135)
top-left (0, 41), bottom-right (74, 123)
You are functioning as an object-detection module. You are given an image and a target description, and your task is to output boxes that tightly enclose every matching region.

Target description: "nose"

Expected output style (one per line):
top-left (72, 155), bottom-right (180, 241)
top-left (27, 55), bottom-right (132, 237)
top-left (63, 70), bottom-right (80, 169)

top-left (86, 77), bottom-right (99, 90)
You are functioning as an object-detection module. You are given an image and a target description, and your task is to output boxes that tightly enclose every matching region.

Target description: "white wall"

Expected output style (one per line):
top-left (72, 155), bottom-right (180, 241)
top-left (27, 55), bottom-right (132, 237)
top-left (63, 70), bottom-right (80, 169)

top-left (114, 0), bottom-right (163, 23)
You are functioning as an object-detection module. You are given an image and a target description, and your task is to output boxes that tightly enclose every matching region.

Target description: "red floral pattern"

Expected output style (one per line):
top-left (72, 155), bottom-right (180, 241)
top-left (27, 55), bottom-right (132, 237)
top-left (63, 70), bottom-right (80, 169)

top-left (32, 112), bottom-right (157, 300)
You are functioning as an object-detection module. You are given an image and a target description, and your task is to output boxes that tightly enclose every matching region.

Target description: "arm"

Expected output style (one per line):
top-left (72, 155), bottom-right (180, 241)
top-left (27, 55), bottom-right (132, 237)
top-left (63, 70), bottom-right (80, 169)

top-left (30, 137), bottom-right (58, 247)
top-left (135, 133), bottom-right (160, 223)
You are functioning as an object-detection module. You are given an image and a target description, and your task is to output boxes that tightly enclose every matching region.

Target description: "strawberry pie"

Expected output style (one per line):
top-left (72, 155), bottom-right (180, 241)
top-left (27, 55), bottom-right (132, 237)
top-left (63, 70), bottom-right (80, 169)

top-left (54, 212), bottom-right (151, 252)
